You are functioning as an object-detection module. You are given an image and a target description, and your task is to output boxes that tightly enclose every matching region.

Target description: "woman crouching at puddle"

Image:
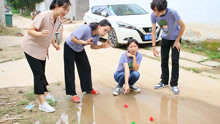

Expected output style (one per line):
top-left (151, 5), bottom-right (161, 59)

top-left (113, 39), bottom-right (143, 96)
top-left (64, 19), bottom-right (112, 103)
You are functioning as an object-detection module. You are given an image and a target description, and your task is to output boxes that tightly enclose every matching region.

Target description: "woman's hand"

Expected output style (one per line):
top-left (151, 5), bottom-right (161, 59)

top-left (52, 41), bottom-right (60, 50)
top-left (101, 40), bottom-right (111, 48)
top-left (83, 38), bottom-right (93, 45)
top-left (126, 53), bottom-right (135, 58)
top-left (124, 84), bottom-right (130, 95)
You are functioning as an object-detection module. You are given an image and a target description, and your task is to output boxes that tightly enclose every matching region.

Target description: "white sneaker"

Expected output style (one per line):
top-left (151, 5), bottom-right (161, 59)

top-left (113, 86), bottom-right (122, 96)
top-left (39, 101), bottom-right (55, 113)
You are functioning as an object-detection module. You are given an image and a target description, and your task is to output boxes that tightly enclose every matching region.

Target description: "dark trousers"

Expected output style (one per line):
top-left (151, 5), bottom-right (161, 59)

top-left (64, 42), bottom-right (93, 96)
top-left (160, 38), bottom-right (181, 87)
top-left (24, 52), bottom-right (48, 94)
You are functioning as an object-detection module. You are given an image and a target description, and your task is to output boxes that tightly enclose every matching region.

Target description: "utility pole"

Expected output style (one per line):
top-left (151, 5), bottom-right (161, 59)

top-left (0, 0), bottom-right (6, 27)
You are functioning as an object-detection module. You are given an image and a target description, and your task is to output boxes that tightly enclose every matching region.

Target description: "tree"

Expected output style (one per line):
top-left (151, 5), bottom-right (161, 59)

top-left (0, 0), bottom-right (6, 27)
top-left (6, 0), bottom-right (44, 15)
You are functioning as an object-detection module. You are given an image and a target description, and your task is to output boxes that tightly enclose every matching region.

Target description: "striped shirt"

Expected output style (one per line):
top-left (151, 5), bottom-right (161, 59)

top-left (66, 24), bottom-right (100, 52)
top-left (151, 8), bottom-right (181, 40)
top-left (21, 10), bottom-right (61, 60)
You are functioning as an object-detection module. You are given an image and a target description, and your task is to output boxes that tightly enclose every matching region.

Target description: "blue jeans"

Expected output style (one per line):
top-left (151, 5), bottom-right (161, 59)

top-left (114, 71), bottom-right (140, 88)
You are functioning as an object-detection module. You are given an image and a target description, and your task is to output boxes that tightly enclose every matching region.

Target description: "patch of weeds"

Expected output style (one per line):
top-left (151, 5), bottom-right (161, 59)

top-left (182, 40), bottom-right (220, 61)
top-left (36, 114), bottom-right (49, 121)
top-left (190, 49), bottom-right (197, 53)
top-left (47, 88), bottom-right (51, 92)
top-left (0, 108), bottom-right (11, 115)
top-left (46, 98), bottom-right (57, 106)
top-left (16, 109), bottom-right (25, 114)
top-left (0, 107), bottom-right (15, 118)
top-left (182, 66), bottom-right (200, 73)
top-left (25, 91), bottom-right (36, 101)
top-left (0, 26), bottom-right (22, 36)
top-left (190, 68), bottom-right (200, 73)
top-left (17, 100), bottom-right (29, 106)
top-left (208, 75), bottom-right (217, 79)
top-left (198, 58), bottom-right (209, 63)
top-left (55, 81), bottom-right (62, 86)
top-left (205, 51), bottom-right (220, 59)
top-left (145, 47), bottom-right (151, 50)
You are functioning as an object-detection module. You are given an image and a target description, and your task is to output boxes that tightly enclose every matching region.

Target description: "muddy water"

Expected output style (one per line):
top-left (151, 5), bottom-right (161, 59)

top-left (33, 85), bottom-right (220, 124)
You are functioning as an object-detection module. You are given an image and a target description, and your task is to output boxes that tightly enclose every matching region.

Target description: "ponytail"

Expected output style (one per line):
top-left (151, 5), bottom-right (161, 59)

top-left (89, 22), bottom-right (99, 31)
top-left (50, 0), bottom-right (71, 10)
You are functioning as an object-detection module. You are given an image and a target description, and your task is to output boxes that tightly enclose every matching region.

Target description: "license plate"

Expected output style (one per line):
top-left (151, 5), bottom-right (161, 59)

top-left (144, 35), bottom-right (157, 40)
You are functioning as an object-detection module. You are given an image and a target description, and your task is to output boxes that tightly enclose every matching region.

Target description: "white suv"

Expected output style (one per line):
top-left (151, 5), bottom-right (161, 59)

top-left (83, 4), bottom-right (161, 48)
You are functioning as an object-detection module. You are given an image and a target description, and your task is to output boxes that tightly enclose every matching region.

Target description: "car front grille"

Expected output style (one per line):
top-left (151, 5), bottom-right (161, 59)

top-left (135, 27), bottom-right (161, 41)
top-left (143, 27), bottom-right (158, 33)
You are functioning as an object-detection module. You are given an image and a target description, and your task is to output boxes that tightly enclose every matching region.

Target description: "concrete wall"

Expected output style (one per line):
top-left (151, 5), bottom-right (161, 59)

top-left (44, 0), bottom-right (89, 21)
top-left (0, 0), bottom-right (5, 26)
top-left (35, 2), bottom-right (46, 12)
top-left (64, 0), bottom-right (76, 21)
top-left (75, 0), bottom-right (89, 20)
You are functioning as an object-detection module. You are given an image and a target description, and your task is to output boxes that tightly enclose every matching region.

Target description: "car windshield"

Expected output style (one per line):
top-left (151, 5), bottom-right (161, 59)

top-left (108, 4), bottom-right (147, 16)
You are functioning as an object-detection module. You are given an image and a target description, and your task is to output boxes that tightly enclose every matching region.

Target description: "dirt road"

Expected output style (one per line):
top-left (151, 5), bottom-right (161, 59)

top-left (0, 15), bottom-right (220, 124)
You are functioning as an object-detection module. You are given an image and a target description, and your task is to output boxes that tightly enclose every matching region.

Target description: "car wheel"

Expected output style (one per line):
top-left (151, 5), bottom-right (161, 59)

top-left (108, 29), bottom-right (120, 48)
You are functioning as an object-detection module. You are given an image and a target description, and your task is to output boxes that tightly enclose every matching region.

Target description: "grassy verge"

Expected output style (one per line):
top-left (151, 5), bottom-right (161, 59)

top-left (0, 26), bottom-right (22, 36)
top-left (181, 40), bottom-right (220, 62)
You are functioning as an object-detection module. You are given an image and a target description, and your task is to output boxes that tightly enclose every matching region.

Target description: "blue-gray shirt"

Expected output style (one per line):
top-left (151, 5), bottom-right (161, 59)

top-left (115, 51), bottom-right (142, 73)
top-left (151, 8), bottom-right (181, 40)
top-left (66, 24), bottom-right (100, 52)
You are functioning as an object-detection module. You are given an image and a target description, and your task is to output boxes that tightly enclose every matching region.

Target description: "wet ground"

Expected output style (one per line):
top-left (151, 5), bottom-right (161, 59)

top-left (1, 15), bottom-right (220, 124)
top-left (1, 83), bottom-right (220, 124)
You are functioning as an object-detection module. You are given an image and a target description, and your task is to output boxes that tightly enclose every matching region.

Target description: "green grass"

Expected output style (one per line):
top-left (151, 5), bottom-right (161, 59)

top-left (182, 66), bottom-right (200, 73)
top-left (0, 26), bottom-right (22, 36)
top-left (16, 109), bottom-right (25, 114)
top-left (55, 81), bottom-right (62, 86)
top-left (17, 100), bottom-right (29, 106)
top-left (202, 39), bottom-right (220, 51)
top-left (182, 40), bottom-right (220, 62)
top-left (11, 9), bottom-right (20, 14)
top-left (25, 91), bottom-right (36, 101)
top-left (47, 88), bottom-right (51, 92)
top-left (145, 47), bottom-right (151, 50)
top-left (22, 15), bottom-right (32, 19)
top-left (0, 108), bottom-right (15, 117)
top-left (205, 51), bottom-right (220, 59)
top-left (46, 98), bottom-right (57, 106)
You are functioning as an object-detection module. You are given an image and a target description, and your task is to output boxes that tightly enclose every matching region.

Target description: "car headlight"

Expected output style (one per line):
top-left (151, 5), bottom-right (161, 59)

top-left (116, 21), bottom-right (136, 30)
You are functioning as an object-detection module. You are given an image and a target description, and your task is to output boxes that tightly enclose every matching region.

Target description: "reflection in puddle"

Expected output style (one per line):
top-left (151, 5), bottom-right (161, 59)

top-left (77, 104), bottom-right (82, 124)
top-left (159, 96), bottom-right (178, 124)
top-left (56, 113), bottom-right (69, 124)
top-left (54, 90), bottom-right (220, 124)
top-left (76, 94), bottom-right (96, 124)
top-left (93, 105), bottom-right (96, 124)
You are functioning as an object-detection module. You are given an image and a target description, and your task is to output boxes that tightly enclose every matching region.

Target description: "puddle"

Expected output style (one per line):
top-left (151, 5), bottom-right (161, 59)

top-left (3, 85), bottom-right (219, 124)
top-left (52, 88), bottom-right (220, 124)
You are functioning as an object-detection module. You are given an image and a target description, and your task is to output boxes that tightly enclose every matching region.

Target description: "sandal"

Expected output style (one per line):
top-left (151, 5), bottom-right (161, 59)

top-left (72, 95), bottom-right (80, 103)
top-left (91, 89), bottom-right (100, 95)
